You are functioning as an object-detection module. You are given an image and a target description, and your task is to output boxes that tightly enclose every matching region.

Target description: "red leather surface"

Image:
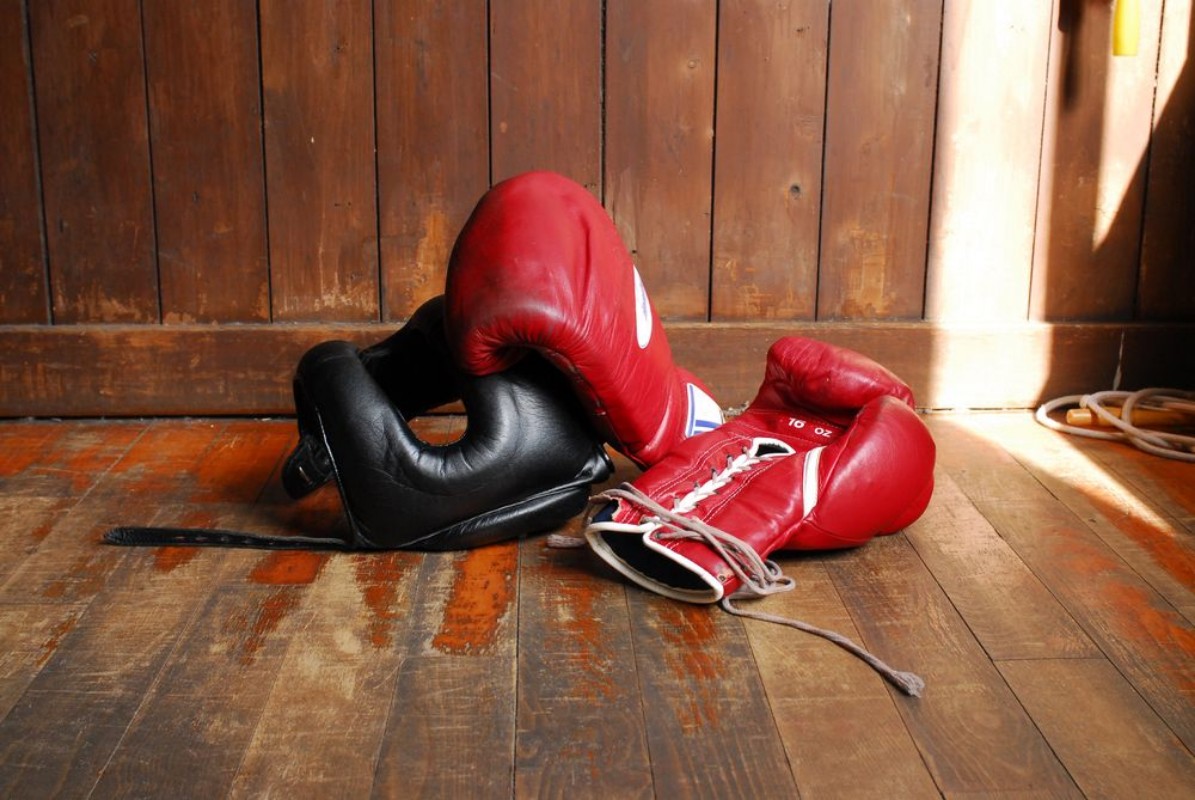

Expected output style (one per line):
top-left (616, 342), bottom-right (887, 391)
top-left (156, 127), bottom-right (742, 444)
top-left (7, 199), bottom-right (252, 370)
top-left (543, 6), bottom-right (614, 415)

top-left (445, 171), bottom-right (719, 466)
top-left (600, 336), bottom-right (935, 596)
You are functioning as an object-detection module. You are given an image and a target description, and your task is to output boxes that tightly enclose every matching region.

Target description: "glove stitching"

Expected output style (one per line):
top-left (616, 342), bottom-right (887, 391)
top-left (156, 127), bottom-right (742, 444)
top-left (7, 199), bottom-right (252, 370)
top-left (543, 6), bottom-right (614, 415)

top-left (632, 434), bottom-right (737, 511)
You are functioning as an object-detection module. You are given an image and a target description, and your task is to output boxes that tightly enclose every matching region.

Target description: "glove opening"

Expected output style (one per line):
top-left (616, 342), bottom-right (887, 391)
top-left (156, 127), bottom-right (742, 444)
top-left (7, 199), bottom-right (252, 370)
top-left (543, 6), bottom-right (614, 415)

top-left (588, 504), bottom-right (717, 597)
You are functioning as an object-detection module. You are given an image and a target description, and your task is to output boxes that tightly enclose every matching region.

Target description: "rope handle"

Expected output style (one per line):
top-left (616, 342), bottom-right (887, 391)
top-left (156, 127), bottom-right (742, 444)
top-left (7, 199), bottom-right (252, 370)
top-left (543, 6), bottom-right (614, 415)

top-left (1035, 389), bottom-right (1195, 462)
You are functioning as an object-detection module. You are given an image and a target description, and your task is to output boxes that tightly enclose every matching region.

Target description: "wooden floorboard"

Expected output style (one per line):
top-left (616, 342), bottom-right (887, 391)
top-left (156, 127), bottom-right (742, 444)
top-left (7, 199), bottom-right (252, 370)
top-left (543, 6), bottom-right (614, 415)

top-left (0, 413), bottom-right (1192, 798)
top-left (930, 416), bottom-right (1195, 753)
top-left (515, 523), bottom-right (654, 798)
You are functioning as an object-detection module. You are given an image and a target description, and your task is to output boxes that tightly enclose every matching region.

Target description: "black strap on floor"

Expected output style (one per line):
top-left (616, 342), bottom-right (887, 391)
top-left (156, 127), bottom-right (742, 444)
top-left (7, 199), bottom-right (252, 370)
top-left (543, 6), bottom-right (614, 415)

top-left (104, 526), bottom-right (352, 550)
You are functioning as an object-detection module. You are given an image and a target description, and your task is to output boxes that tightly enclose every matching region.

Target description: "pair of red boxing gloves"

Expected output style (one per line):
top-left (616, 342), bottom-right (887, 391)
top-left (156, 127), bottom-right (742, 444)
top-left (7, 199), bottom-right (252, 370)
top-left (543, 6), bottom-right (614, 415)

top-left (441, 172), bottom-right (936, 576)
top-left (443, 172), bottom-right (935, 695)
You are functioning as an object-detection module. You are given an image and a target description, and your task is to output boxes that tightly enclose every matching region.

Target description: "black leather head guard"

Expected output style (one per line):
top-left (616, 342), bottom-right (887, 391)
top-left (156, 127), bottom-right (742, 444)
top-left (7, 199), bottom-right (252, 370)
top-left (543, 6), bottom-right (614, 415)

top-left (284, 295), bottom-right (613, 549)
top-left (105, 296), bottom-right (612, 551)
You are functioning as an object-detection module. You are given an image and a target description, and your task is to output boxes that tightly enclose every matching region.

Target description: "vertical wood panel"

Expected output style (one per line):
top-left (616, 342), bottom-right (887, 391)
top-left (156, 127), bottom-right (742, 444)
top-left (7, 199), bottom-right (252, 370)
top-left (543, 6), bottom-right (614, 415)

top-left (30, 0), bottom-right (158, 323)
top-left (925, 0), bottom-right (1052, 323)
top-left (817, 0), bottom-right (940, 321)
top-left (261, 0), bottom-right (378, 322)
top-left (489, 0), bottom-right (602, 191)
top-left (605, 0), bottom-right (717, 321)
top-left (143, 0), bottom-right (268, 323)
top-left (0, 0), bottom-right (47, 324)
top-left (1030, 0), bottom-right (1162, 321)
top-left (375, 0), bottom-right (489, 320)
top-left (711, 0), bottom-right (828, 322)
top-left (1138, 1), bottom-right (1195, 321)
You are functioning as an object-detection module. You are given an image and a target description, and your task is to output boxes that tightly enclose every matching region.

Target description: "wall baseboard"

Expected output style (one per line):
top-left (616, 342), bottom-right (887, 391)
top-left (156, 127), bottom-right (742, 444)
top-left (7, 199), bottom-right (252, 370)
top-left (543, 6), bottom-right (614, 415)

top-left (1, 321), bottom-right (1191, 418)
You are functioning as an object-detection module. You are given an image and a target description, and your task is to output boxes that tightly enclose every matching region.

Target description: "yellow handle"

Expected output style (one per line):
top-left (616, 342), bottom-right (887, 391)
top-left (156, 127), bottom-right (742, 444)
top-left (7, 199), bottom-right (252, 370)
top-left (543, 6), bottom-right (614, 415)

top-left (1066, 407), bottom-right (1187, 428)
top-left (1113, 0), bottom-right (1140, 56)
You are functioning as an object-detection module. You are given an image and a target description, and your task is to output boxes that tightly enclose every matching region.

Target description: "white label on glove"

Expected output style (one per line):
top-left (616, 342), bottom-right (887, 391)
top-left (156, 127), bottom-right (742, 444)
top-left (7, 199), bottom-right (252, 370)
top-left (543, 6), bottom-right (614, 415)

top-left (632, 266), bottom-right (653, 350)
top-left (685, 384), bottom-right (724, 437)
top-left (803, 446), bottom-right (825, 516)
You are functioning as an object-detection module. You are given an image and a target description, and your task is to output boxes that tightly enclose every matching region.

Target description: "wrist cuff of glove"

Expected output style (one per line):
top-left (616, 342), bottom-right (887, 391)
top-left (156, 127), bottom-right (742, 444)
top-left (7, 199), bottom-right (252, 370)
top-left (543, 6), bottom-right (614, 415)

top-left (585, 505), bottom-right (728, 603)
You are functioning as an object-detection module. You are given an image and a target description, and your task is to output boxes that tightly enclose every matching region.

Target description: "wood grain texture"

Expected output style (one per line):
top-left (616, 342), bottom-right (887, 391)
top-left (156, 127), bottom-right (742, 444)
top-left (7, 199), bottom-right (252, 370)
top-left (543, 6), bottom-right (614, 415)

top-left (1, 416), bottom-right (1193, 795)
top-left (826, 535), bottom-right (1082, 796)
top-left (4, 1), bottom-right (1195, 423)
top-left (4, 1), bottom-right (1195, 414)
top-left (229, 552), bottom-right (421, 799)
top-left (817, 0), bottom-right (940, 321)
top-left (88, 420), bottom-right (240, 503)
top-left (1, 320), bottom-right (1192, 417)
top-left (626, 592), bottom-right (799, 798)
top-left (0, 419), bottom-right (142, 498)
top-left (1070, 427), bottom-right (1195, 533)
top-left (375, 0), bottom-right (489, 319)
top-left (29, 0), bottom-right (158, 323)
top-left (0, 424), bottom-right (291, 798)
top-left (0, 0), bottom-right (47, 323)
top-left (0, 583), bottom-right (203, 798)
top-left (935, 415), bottom-right (1195, 750)
top-left (371, 544), bottom-right (519, 797)
top-left (1031, 0), bottom-right (1162, 321)
top-left (0, 421), bottom-right (64, 480)
top-left (372, 655), bottom-right (516, 798)
top-left (905, 468), bottom-right (1098, 660)
top-left (261, 0), bottom-right (378, 321)
top-left (744, 560), bottom-right (940, 797)
top-left (0, 421), bottom-right (145, 721)
top-left (0, 496), bottom-right (73, 588)
top-left (605, 0), bottom-right (717, 320)
top-left (710, 0), bottom-right (827, 322)
top-left (143, 0), bottom-right (269, 323)
top-left (0, 440), bottom-right (155, 607)
top-left (925, 0), bottom-right (1053, 323)
top-left (1138, 0), bottom-right (1195, 320)
top-left (88, 575), bottom-right (302, 799)
top-left (999, 658), bottom-right (1195, 799)
top-left (0, 602), bottom-right (87, 721)
top-left (489, 0), bottom-right (602, 190)
top-left (515, 520), bottom-right (653, 798)
top-left (954, 413), bottom-right (1195, 621)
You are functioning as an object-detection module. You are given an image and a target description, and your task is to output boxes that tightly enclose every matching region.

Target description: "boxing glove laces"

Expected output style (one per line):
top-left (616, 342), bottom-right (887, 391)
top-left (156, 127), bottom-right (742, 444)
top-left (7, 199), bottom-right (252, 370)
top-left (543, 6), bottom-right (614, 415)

top-left (585, 337), bottom-right (935, 695)
top-left (446, 170), bottom-right (722, 467)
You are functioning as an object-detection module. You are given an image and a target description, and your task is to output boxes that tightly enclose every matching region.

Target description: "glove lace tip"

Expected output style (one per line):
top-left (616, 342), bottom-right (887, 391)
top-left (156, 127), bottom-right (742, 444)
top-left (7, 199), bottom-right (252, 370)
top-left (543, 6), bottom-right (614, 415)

top-left (595, 472), bottom-right (927, 697)
top-left (889, 670), bottom-right (926, 698)
top-left (722, 596), bottom-right (926, 698)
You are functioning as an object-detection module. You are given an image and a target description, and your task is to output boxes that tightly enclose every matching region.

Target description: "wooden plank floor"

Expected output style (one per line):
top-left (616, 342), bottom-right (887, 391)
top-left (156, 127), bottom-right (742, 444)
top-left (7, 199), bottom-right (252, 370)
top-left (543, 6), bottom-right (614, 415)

top-left (0, 413), bottom-right (1192, 798)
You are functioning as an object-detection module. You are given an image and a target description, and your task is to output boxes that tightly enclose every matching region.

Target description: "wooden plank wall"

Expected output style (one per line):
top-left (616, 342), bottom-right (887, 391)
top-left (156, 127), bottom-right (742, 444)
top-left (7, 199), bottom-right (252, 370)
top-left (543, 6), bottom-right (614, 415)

top-left (0, 0), bottom-right (1192, 417)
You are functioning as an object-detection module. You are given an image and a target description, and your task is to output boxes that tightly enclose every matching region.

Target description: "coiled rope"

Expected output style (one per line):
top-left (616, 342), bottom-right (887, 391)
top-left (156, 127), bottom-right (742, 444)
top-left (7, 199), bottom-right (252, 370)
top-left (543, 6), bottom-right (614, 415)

top-left (1034, 388), bottom-right (1195, 462)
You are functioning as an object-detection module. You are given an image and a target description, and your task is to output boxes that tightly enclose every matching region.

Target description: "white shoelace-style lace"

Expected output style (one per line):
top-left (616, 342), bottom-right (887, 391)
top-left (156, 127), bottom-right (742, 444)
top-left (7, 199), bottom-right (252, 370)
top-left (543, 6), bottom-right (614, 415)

top-left (597, 481), bottom-right (925, 697)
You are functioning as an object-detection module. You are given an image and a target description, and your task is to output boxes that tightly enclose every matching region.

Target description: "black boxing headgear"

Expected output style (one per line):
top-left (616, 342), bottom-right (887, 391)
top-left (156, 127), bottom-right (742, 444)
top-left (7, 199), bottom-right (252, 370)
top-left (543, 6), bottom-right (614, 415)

top-left (105, 296), bottom-right (613, 551)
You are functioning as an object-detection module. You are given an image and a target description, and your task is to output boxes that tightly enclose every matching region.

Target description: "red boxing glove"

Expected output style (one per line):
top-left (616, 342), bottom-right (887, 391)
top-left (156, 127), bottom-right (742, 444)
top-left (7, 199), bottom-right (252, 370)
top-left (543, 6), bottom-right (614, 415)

top-left (584, 337), bottom-right (935, 695)
top-left (445, 171), bottom-right (722, 467)
top-left (586, 336), bottom-right (934, 595)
